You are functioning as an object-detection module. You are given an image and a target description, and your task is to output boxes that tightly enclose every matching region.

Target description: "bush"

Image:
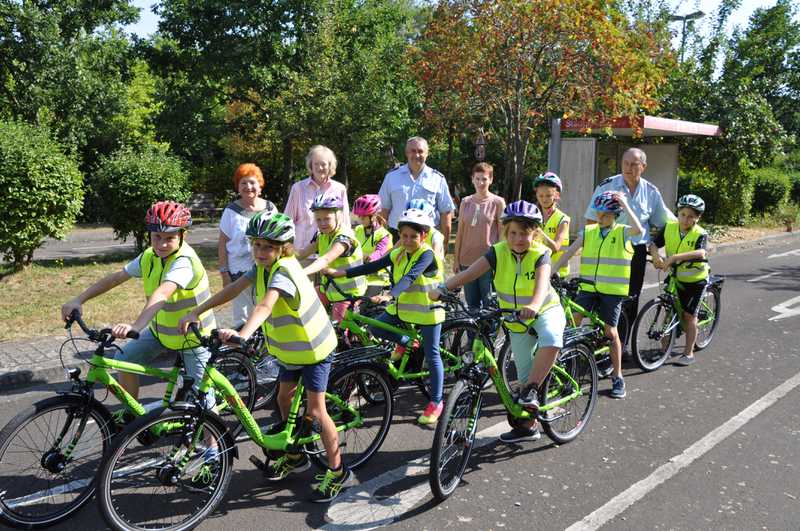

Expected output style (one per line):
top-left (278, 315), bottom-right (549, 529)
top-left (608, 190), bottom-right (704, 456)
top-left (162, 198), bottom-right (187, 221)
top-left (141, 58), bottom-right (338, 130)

top-left (0, 121), bottom-right (83, 268)
top-left (94, 146), bottom-right (189, 250)
top-left (789, 173), bottom-right (800, 204)
top-left (751, 167), bottom-right (791, 214)
top-left (677, 169), bottom-right (723, 223)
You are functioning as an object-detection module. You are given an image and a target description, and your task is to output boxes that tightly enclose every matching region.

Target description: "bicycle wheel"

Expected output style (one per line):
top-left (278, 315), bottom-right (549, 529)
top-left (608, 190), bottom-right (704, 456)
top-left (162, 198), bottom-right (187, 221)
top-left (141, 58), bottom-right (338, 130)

top-left (308, 362), bottom-right (394, 470)
top-left (540, 342), bottom-right (597, 444)
top-left (97, 409), bottom-right (233, 531)
top-left (496, 337), bottom-right (519, 396)
top-left (631, 299), bottom-right (676, 372)
top-left (0, 395), bottom-right (115, 529)
top-left (250, 354), bottom-right (279, 410)
top-left (417, 321), bottom-right (479, 400)
top-left (694, 287), bottom-right (721, 351)
top-left (429, 379), bottom-right (483, 501)
top-left (211, 351), bottom-right (257, 438)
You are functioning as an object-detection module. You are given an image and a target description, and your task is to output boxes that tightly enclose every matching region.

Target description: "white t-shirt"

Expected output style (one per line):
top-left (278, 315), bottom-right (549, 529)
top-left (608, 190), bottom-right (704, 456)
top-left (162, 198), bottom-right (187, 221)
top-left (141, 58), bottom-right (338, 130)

top-left (124, 254), bottom-right (194, 289)
top-left (219, 201), bottom-right (276, 274)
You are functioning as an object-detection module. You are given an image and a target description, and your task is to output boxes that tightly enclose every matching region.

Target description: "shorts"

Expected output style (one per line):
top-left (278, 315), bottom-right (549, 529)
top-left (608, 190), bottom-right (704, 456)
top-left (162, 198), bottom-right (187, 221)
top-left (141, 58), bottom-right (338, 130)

top-left (574, 291), bottom-right (624, 327)
top-left (677, 280), bottom-right (707, 316)
top-left (278, 355), bottom-right (333, 393)
top-left (509, 306), bottom-right (567, 383)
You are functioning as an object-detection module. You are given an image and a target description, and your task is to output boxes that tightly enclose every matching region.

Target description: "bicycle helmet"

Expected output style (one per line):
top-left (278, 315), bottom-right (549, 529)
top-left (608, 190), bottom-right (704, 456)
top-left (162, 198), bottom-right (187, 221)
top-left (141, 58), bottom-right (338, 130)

top-left (676, 194), bottom-right (705, 214)
top-left (405, 198), bottom-right (436, 218)
top-left (592, 191), bottom-right (623, 214)
top-left (397, 208), bottom-right (434, 231)
top-left (501, 200), bottom-right (543, 224)
top-left (246, 212), bottom-right (295, 242)
top-left (353, 194), bottom-right (382, 216)
top-left (145, 201), bottom-right (192, 232)
top-left (310, 194), bottom-right (343, 211)
top-left (533, 171), bottom-right (562, 192)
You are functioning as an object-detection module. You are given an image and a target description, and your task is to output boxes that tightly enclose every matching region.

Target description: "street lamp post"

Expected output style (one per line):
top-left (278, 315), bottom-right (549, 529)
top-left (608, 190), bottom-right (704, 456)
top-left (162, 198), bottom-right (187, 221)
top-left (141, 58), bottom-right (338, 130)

top-left (669, 10), bottom-right (704, 63)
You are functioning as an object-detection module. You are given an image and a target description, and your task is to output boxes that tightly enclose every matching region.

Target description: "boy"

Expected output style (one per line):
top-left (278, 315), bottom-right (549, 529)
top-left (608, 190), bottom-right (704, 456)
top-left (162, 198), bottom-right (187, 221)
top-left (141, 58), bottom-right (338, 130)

top-left (648, 194), bottom-right (709, 366)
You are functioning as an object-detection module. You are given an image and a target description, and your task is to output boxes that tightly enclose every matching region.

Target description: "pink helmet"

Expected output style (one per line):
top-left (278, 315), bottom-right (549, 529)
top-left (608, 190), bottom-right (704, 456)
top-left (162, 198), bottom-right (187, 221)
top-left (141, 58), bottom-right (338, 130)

top-left (353, 194), bottom-right (381, 216)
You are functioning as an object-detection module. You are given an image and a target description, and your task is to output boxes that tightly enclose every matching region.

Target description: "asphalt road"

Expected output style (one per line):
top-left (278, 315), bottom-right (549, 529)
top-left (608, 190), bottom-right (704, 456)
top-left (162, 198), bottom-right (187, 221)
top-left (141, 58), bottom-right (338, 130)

top-left (1, 236), bottom-right (799, 530)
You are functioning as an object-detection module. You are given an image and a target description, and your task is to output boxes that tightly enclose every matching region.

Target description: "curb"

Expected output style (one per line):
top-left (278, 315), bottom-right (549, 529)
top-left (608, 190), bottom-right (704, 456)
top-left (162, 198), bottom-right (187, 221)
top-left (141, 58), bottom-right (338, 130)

top-left (712, 229), bottom-right (800, 253)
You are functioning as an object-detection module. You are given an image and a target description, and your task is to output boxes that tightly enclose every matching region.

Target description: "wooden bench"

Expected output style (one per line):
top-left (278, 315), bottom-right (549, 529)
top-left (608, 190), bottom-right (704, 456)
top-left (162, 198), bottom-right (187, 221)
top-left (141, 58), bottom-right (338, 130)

top-left (186, 193), bottom-right (223, 220)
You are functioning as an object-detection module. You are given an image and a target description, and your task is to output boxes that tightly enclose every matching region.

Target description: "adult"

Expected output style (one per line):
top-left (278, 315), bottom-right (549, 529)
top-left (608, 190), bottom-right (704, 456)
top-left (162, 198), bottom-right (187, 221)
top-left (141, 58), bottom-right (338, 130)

top-left (218, 163), bottom-right (276, 325)
top-left (284, 145), bottom-right (350, 251)
top-left (379, 136), bottom-right (455, 254)
top-left (584, 147), bottom-right (675, 326)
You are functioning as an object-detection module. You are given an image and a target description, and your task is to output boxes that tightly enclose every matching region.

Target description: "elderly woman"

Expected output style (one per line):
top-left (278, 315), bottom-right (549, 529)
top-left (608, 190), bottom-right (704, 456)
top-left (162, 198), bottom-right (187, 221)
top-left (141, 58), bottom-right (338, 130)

top-left (218, 163), bottom-right (276, 324)
top-left (284, 145), bottom-right (350, 251)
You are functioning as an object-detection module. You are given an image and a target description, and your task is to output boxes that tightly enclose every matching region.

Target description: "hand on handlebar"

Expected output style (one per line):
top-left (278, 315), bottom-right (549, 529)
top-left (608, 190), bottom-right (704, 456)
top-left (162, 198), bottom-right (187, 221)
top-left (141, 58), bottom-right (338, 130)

top-left (179, 312), bottom-right (200, 335)
top-left (111, 323), bottom-right (139, 340)
top-left (217, 328), bottom-right (250, 348)
top-left (428, 288), bottom-right (441, 302)
top-left (518, 306), bottom-right (539, 321)
top-left (370, 294), bottom-right (391, 304)
top-left (61, 300), bottom-right (82, 323)
top-left (322, 267), bottom-right (344, 278)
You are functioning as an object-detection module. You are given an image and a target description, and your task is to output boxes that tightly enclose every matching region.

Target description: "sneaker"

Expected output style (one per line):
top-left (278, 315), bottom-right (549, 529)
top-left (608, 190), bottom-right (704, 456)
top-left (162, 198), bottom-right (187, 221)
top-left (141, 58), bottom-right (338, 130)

top-left (674, 354), bottom-right (696, 366)
top-left (499, 426), bottom-right (541, 444)
top-left (517, 384), bottom-right (540, 410)
top-left (264, 453), bottom-right (310, 481)
top-left (310, 467), bottom-right (352, 503)
top-left (189, 447), bottom-right (220, 486)
top-left (596, 359), bottom-right (614, 379)
top-left (610, 376), bottom-right (626, 399)
top-left (417, 401), bottom-right (443, 425)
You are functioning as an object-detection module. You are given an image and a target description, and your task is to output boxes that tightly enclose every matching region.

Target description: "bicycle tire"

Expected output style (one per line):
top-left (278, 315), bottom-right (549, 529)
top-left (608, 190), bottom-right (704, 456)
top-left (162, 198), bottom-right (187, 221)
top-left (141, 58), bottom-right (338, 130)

top-left (694, 287), bottom-right (721, 351)
top-left (429, 379), bottom-right (483, 501)
top-left (97, 408), bottom-right (234, 531)
top-left (496, 337), bottom-right (519, 396)
top-left (540, 342), bottom-right (598, 444)
top-left (0, 395), bottom-right (115, 529)
top-left (308, 362), bottom-right (393, 471)
top-left (417, 320), bottom-right (480, 400)
top-left (631, 298), bottom-right (676, 372)
top-left (211, 351), bottom-right (257, 438)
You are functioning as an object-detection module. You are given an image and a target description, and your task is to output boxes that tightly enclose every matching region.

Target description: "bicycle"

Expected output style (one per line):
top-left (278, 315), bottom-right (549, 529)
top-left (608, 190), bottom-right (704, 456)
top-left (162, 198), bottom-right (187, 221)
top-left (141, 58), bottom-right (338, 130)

top-left (95, 329), bottom-right (394, 531)
top-left (631, 269), bottom-right (724, 371)
top-left (0, 312), bottom-right (258, 530)
top-left (428, 291), bottom-right (599, 501)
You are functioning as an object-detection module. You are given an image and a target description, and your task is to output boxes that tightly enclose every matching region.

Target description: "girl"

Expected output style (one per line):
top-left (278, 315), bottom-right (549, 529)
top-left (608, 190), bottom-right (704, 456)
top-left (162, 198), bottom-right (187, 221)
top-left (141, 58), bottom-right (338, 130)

top-left (533, 172), bottom-right (570, 278)
top-left (431, 201), bottom-right (566, 443)
top-left (326, 208), bottom-right (445, 425)
top-left (180, 212), bottom-right (349, 503)
top-left (297, 194), bottom-right (366, 322)
top-left (352, 194), bottom-right (393, 297)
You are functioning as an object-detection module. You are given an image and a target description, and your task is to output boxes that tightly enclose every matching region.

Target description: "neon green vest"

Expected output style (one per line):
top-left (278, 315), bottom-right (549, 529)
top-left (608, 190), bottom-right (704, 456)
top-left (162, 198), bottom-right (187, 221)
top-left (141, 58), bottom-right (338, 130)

top-left (256, 256), bottom-right (337, 365)
top-left (664, 221), bottom-right (709, 283)
top-left (544, 208), bottom-right (570, 277)
top-left (579, 223), bottom-right (633, 296)
top-left (141, 243), bottom-right (216, 350)
top-left (355, 224), bottom-right (392, 287)
top-left (492, 241), bottom-right (560, 333)
top-left (317, 226), bottom-right (367, 301)
top-left (386, 243), bottom-right (444, 325)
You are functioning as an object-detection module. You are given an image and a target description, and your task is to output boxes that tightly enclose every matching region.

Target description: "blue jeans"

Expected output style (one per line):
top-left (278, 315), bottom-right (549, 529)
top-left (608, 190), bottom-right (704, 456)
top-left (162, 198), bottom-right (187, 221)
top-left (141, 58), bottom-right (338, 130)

top-left (462, 267), bottom-right (493, 311)
top-left (370, 311), bottom-right (444, 404)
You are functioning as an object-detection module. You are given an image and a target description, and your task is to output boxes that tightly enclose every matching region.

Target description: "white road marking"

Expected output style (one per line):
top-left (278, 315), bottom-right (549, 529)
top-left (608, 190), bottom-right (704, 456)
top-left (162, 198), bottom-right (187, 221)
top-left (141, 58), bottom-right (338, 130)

top-left (565, 370), bottom-right (800, 531)
top-left (72, 243), bottom-right (132, 251)
top-left (768, 295), bottom-right (800, 322)
top-left (747, 271), bottom-right (779, 282)
top-left (323, 421), bottom-right (508, 530)
top-left (767, 248), bottom-right (800, 259)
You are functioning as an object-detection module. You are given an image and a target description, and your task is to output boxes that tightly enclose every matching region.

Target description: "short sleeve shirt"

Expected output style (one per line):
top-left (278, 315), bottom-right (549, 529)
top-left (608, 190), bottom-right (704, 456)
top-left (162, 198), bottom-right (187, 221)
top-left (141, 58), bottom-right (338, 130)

top-left (379, 163), bottom-right (456, 229)
top-left (124, 253), bottom-right (195, 289)
top-left (244, 265), bottom-right (298, 303)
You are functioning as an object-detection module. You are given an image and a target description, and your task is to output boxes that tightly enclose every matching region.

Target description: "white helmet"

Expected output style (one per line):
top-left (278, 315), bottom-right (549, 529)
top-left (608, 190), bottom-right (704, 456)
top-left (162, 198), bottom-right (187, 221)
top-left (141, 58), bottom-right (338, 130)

top-left (397, 208), bottom-right (433, 230)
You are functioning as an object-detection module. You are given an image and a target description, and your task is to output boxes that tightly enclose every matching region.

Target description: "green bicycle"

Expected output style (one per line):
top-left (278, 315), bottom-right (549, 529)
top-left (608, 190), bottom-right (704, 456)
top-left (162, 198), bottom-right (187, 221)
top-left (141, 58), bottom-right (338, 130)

top-left (95, 329), bottom-right (394, 531)
top-left (631, 270), bottom-right (724, 371)
top-left (429, 292), bottom-right (599, 501)
top-left (0, 312), bottom-right (257, 530)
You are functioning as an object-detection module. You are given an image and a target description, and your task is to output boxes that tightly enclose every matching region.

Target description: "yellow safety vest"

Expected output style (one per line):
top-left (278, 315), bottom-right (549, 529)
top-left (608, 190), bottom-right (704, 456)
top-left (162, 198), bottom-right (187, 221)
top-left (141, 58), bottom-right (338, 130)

top-left (664, 221), bottom-right (709, 283)
top-left (256, 256), bottom-right (337, 365)
top-left (492, 241), bottom-right (560, 333)
top-left (386, 243), bottom-right (444, 325)
top-left (543, 208), bottom-right (570, 277)
top-left (579, 223), bottom-right (633, 296)
top-left (141, 243), bottom-right (216, 350)
top-left (317, 226), bottom-right (367, 301)
top-left (355, 224), bottom-right (392, 288)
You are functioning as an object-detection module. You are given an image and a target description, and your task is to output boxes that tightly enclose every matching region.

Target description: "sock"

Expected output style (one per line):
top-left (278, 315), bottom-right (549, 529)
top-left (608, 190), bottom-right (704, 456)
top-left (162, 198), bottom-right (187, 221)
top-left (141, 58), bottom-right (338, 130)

top-left (330, 464), bottom-right (344, 476)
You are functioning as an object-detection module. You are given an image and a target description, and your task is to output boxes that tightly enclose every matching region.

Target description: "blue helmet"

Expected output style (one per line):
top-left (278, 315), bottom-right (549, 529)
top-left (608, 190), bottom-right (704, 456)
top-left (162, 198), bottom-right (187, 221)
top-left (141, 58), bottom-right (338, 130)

top-left (405, 198), bottom-right (436, 218)
top-left (533, 171), bottom-right (562, 192)
top-left (501, 200), bottom-right (543, 224)
top-left (593, 191), bottom-right (623, 214)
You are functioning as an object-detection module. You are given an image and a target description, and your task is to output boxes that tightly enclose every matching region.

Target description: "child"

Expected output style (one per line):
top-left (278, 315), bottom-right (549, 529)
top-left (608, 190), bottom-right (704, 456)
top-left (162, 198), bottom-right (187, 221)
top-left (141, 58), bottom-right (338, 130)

top-left (61, 201), bottom-right (216, 409)
top-left (648, 194), bottom-right (709, 366)
top-left (533, 172), bottom-right (570, 278)
top-left (554, 191), bottom-right (643, 399)
top-left (432, 200), bottom-right (566, 443)
top-left (179, 212), bottom-right (348, 503)
top-left (326, 208), bottom-right (445, 425)
top-left (297, 194), bottom-right (367, 322)
top-left (406, 198), bottom-right (445, 257)
top-left (352, 194), bottom-right (393, 297)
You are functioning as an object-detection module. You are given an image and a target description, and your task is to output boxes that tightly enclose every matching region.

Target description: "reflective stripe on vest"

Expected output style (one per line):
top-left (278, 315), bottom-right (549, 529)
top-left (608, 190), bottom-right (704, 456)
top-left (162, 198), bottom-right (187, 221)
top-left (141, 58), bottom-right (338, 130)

top-left (257, 256), bottom-right (337, 365)
top-left (492, 241), bottom-right (560, 333)
top-left (386, 243), bottom-right (444, 325)
top-left (355, 224), bottom-right (392, 287)
top-left (141, 243), bottom-right (216, 350)
top-left (318, 227), bottom-right (367, 301)
top-left (579, 224), bottom-right (633, 296)
top-left (544, 208), bottom-right (570, 277)
top-left (664, 221), bottom-right (709, 283)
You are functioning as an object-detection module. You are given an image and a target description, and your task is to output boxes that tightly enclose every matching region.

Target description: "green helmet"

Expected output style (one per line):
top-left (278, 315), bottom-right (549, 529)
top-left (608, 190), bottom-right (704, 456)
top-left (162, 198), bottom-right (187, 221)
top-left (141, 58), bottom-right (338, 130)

top-left (246, 212), bottom-right (295, 242)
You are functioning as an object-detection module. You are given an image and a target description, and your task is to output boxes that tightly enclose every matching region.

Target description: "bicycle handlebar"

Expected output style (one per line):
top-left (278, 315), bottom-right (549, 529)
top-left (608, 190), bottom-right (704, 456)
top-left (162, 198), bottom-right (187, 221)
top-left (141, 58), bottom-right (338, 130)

top-left (65, 310), bottom-right (139, 341)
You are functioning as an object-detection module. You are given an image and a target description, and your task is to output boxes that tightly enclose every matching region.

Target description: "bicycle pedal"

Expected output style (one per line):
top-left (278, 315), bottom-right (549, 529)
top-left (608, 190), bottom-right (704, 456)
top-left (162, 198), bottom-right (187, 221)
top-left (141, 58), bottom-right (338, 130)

top-left (249, 455), bottom-right (269, 472)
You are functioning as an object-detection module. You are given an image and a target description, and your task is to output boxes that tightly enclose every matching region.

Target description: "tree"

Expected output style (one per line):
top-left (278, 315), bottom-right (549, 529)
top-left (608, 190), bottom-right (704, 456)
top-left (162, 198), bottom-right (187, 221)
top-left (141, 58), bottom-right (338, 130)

top-left (412, 0), bottom-right (671, 199)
